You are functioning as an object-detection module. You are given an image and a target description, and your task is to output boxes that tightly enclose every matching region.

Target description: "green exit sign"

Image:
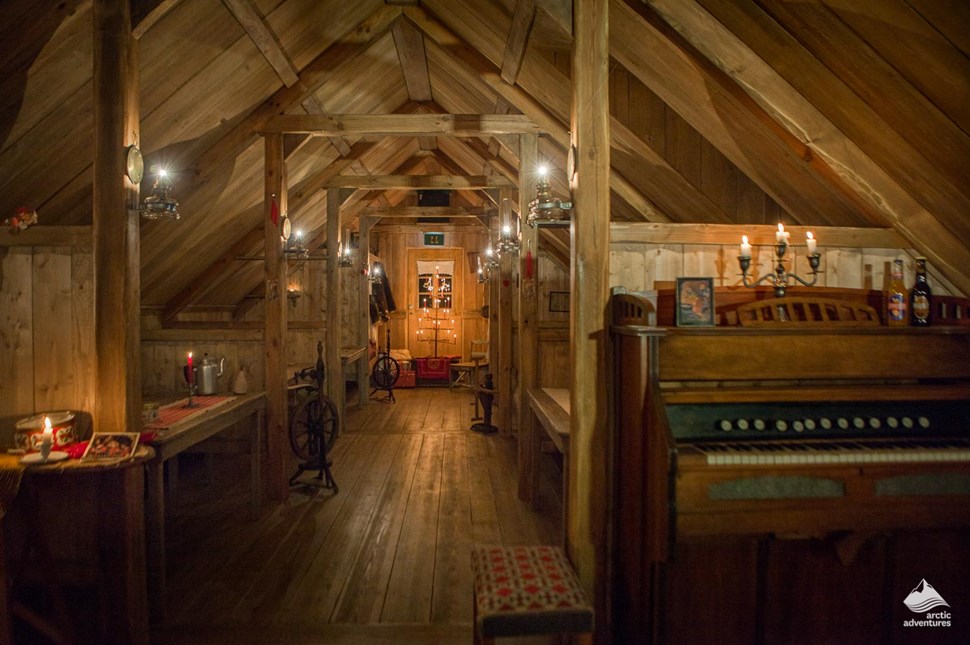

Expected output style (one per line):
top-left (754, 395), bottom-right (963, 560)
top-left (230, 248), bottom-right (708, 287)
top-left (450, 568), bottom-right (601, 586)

top-left (424, 232), bottom-right (445, 246)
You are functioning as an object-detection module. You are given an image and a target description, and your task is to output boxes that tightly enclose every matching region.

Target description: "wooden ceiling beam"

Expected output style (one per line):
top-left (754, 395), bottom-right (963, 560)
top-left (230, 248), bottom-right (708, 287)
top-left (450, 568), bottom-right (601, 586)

top-left (132, 0), bottom-right (183, 39)
top-left (259, 113), bottom-right (539, 135)
top-left (359, 206), bottom-right (494, 218)
top-left (416, 14), bottom-right (671, 222)
top-left (391, 16), bottom-right (433, 101)
top-left (645, 0), bottom-right (970, 294)
top-left (610, 0), bottom-right (867, 226)
top-left (221, 0), bottom-right (299, 86)
top-left (324, 174), bottom-right (514, 189)
top-left (501, 0), bottom-right (537, 85)
top-left (188, 5), bottom-right (402, 189)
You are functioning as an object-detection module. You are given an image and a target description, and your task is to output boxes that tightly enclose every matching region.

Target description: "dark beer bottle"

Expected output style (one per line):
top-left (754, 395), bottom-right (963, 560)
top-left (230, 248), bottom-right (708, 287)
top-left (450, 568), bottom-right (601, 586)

top-left (910, 257), bottom-right (932, 326)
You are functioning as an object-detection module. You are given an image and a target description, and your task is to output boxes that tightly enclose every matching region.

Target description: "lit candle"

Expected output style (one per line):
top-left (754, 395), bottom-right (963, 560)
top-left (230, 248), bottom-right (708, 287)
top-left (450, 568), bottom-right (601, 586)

top-left (776, 223), bottom-right (789, 244)
top-left (187, 352), bottom-right (194, 387)
top-left (740, 235), bottom-right (752, 258)
top-left (41, 416), bottom-right (53, 461)
top-left (806, 231), bottom-right (817, 254)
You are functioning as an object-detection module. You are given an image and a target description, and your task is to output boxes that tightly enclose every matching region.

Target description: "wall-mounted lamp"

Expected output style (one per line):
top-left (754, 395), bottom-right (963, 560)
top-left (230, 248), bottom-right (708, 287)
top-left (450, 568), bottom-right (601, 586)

top-left (338, 241), bottom-right (354, 267)
top-left (133, 167), bottom-right (180, 220)
top-left (287, 287), bottom-right (301, 307)
top-left (494, 198), bottom-right (519, 257)
top-left (528, 165), bottom-right (571, 228)
top-left (285, 229), bottom-right (309, 260)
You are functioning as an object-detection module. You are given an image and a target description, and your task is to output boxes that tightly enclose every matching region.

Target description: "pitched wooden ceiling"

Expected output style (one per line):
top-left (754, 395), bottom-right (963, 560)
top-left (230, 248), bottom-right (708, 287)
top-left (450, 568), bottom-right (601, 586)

top-left (2, 0), bottom-right (968, 315)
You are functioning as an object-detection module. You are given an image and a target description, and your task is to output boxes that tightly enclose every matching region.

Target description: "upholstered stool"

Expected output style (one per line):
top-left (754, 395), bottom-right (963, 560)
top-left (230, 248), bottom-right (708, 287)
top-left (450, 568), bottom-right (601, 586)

top-left (471, 545), bottom-right (593, 644)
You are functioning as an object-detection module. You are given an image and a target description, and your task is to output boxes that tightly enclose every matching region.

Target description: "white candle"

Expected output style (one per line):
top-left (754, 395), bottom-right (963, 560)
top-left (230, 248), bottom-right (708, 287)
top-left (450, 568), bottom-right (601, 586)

top-left (41, 416), bottom-right (53, 460)
top-left (806, 231), bottom-right (817, 254)
top-left (740, 235), bottom-right (752, 258)
top-left (776, 223), bottom-right (789, 244)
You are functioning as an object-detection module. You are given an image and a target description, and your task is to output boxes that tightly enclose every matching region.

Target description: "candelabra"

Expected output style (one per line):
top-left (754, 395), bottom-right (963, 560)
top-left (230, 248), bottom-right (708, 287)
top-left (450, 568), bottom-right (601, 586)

top-left (738, 225), bottom-right (821, 298)
top-left (285, 230), bottom-right (309, 260)
top-left (337, 241), bottom-right (354, 267)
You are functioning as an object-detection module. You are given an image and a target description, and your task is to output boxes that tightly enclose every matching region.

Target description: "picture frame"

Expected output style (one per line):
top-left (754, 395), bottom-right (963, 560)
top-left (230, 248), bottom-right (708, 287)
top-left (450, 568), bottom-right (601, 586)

top-left (549, 291), bottom-right (570, 313)
top-left (82, 432), bottom-right (140, 461)
top-left (675, 277), bottom-right (716, 327)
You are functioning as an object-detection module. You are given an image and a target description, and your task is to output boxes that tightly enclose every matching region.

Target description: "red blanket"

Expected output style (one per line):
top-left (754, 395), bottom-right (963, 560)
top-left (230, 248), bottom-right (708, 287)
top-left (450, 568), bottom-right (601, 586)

top-left (414, 356), bottom-right (457, 379)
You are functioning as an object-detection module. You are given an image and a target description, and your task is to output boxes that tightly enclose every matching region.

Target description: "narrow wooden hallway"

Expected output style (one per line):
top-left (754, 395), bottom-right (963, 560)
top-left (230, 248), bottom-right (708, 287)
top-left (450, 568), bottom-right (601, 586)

top-left (154, 386), bottom-right (563, 644)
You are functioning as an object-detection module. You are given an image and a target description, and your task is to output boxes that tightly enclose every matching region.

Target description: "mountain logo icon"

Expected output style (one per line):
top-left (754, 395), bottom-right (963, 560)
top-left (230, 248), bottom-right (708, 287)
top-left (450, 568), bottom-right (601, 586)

top-left (903, 579), bottom-right (950, 613)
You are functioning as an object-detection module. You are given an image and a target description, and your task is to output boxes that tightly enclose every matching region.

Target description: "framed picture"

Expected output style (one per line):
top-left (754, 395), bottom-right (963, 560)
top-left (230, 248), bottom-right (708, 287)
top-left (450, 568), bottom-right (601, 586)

top-left (83, 432), bottom-right (140, 461)
top-left (549, 291), bottom-right (570, 313)
top-left (675, 277), bottom-right (715, 327)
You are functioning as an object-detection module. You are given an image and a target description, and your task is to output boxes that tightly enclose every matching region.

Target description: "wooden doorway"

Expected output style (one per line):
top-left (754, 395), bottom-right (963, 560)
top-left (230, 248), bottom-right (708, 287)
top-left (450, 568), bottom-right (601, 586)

top-left (406, 247), bottom-right (463, 359)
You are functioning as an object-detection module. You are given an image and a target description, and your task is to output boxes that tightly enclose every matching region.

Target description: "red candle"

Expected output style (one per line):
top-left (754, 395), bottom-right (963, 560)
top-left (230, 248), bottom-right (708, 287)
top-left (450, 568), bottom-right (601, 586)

top-left (187, 352), bottom-right (194, 386)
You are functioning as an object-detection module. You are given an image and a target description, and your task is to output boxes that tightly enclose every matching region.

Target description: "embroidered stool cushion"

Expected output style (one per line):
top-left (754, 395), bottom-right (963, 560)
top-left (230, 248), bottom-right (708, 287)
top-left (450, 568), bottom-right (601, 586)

top-left (471, 545), bottom-right (593, 637)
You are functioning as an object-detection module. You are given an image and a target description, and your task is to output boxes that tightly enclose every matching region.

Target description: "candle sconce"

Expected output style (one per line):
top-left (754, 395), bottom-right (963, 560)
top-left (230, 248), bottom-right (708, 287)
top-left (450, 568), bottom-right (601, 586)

top-left (337, 242), bottom-right (354, 268)
top-left (739, 228), bottom-right (821, 298)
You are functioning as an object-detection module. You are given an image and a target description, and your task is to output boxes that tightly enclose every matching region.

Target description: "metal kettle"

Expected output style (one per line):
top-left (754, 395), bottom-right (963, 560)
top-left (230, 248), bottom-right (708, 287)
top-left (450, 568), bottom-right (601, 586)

top-left (197, 354), bottom-right (225, 395)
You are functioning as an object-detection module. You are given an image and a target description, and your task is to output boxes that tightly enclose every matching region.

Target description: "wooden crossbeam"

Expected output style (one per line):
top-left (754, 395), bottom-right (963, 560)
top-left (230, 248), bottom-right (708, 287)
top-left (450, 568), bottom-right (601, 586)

top-left (502, 0), bottom-right (537, 84)
top-left (259, 113), bottom-right (539, 135)
top-left (222, 0), bottom-right (298, 86)
top-left (324, 174), bottom-right (514, 189)
top-left (358, 206), bottom-right (493, 218)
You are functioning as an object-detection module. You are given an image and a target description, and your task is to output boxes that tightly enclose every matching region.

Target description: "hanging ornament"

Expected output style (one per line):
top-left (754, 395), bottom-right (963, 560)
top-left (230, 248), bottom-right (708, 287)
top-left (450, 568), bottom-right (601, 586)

top-left (269, 194), bottom-right (280, 226)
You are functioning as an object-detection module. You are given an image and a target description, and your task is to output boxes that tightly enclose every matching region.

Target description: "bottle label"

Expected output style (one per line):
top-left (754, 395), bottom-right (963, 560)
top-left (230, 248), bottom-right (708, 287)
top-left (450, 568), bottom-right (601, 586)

top-left (888, 293), bottom-right (907, 322)
top-left (913, 295), bottom-right (930, 320)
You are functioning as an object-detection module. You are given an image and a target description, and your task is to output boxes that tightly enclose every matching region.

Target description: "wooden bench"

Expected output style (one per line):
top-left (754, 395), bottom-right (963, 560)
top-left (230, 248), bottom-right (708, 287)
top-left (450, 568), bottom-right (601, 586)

top-left (522, 388), bottom-right (570, 528)
top-left (471, 545), bottom-right (593, 644)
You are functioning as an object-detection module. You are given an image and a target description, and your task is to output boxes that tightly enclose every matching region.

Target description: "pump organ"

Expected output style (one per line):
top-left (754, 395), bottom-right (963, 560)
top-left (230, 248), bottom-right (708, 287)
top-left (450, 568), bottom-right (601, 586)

top-left (610, 292), bottom-right (970, 644)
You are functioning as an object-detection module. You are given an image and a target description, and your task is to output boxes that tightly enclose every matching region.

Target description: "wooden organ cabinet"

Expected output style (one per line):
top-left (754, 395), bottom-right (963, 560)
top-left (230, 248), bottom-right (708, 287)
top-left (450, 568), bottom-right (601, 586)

top-left (610, 293), bottom-right (970, 645)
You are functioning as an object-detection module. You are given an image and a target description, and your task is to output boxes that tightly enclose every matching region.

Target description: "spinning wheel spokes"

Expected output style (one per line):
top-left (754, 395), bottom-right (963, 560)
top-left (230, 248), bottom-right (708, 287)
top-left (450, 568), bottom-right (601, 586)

top-left (289, 396), bottom-right (338, 460)
top-left (372, 356), bottom-right (400, 390)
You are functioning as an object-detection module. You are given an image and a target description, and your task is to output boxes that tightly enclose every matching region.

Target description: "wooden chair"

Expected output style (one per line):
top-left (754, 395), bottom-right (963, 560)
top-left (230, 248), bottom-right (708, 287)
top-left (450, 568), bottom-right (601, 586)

top-left (736, 296), bottom-right (880, 327)
top-left (471, 545), bottom-right (593, 644)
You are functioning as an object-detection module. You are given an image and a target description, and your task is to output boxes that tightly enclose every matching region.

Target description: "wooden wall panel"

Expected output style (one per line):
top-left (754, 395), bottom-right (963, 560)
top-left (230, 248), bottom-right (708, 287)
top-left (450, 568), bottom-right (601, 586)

top-left (0, 245), bottom-right (95, 433)
top-left (0, 248), bottom-right (34, 425)
top-left (610, 242), bottom-right (950, 296)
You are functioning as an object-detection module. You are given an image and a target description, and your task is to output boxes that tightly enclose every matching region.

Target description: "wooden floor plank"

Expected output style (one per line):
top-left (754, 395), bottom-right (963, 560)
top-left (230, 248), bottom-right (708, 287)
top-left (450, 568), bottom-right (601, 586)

top-left (158, 386), bottom-right (562, 641)
top-left (274, 433), bottom-right (406, 624)
top-left (431, 432), bottom-right (476, 623)
top-left (330, 433), bottom-right (425, 622)
top-left (381, 432), bottom-right (446, 622)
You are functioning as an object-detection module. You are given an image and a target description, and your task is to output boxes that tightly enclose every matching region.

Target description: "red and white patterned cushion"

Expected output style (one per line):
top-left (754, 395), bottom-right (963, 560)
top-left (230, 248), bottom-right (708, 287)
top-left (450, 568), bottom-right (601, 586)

top-left (471, 545), bottom-right (593, 637)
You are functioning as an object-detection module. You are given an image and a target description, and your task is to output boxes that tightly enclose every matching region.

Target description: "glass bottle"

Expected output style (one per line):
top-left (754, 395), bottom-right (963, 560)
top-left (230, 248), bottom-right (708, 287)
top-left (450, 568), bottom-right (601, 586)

top-left (886, 259), bottom-right (908, 327)
top-left (910, 257), bottom-right (932, 326)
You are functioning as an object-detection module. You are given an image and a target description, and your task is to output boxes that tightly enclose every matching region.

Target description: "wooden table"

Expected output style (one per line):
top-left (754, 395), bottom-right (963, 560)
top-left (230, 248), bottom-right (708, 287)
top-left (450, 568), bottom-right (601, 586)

top-left (524, 388), bottom-right (570, 539)
top-left (1, 447), bottom-right (154, 644)
top-left (144, 392), bottom-right (265, 621)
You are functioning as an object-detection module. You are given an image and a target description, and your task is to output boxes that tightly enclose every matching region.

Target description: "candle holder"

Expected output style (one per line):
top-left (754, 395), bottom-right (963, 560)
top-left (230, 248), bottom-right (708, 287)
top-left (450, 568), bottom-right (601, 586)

top-left (739, 241), bottom-right (821, 298)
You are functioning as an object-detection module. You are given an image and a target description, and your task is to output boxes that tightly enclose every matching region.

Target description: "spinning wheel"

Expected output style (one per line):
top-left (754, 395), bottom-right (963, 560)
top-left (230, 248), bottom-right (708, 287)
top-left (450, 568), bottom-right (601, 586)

top-left (288, 341), bottom-right (339, 492)
top-left (371, 328), bottom-right (400, 402)
top-left (289, 396), bottom-right (339, 461)
top-left (371, 355), bottom-right (400, 390)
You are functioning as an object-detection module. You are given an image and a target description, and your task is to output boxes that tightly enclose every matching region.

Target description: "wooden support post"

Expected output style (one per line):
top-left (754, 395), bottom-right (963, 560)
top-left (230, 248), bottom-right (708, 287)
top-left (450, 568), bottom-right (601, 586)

top-left (326, 190), bottom-right (344, 426)
top-left (264, 134), bottom-right (287, 500)
top-left (93, 0), bottom-right (141, 435)
top-left (497, 187), bottom-right (514, 437)
top-left (517, 133), bottom-right (539, 503)
top-left (570, 0), bottom-right (610, 624)
top-left (357, 216), bottom-right (372, 407)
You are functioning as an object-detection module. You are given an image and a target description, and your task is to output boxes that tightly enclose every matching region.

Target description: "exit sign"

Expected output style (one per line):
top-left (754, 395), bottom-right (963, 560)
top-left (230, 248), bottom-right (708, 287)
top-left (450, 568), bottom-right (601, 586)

top-left (424, 232), bottom-right (445, 246)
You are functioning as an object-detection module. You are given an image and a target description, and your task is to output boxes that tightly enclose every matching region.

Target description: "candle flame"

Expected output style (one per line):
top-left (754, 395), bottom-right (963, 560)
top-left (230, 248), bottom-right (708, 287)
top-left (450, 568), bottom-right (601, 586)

top-left (44, 416), bottom-right (53, 434)
top-left (806, 231), bottom-right (814, 240)
top-left (742, 235), bottom-right (749, 245)
top-left (778, 223), bottom-right (785, 233)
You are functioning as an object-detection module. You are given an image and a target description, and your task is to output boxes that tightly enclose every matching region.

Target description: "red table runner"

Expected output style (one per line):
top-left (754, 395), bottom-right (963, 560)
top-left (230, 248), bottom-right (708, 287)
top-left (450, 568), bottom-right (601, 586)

top-left (145, 395), bottom-right (235, 431)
